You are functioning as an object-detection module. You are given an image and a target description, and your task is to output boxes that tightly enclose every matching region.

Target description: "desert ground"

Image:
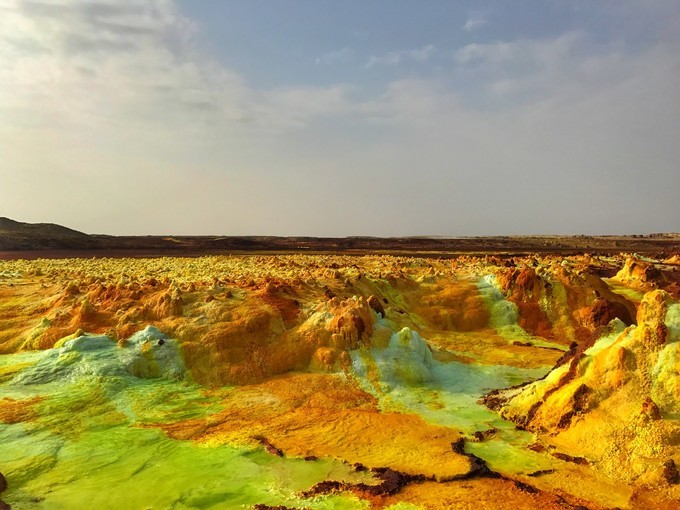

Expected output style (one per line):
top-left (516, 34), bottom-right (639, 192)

top-left (1, 249), bottom-right (680, 509)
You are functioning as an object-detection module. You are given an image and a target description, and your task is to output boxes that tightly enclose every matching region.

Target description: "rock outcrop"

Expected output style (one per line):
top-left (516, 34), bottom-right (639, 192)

top-left (488, 289), bottom-right (680, 485)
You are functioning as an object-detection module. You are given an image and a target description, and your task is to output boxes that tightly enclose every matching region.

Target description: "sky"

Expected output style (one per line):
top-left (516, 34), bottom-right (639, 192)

top-left (1, 0), bottom-right (679, 236)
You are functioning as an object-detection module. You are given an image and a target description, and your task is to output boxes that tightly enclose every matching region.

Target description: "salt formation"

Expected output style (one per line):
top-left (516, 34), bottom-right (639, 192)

top-left (0, 253), bottom-right (678, 508)
top-left (491, 290), bottom-right (680, 489)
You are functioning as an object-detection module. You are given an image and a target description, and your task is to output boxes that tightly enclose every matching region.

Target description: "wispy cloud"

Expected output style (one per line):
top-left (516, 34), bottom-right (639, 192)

top-left (451, 32), bottom-right (607, 103)
top-left (315, 47), bottom-right (354, 65)
top-left (0, 0), bottom-right (360, 136)
top-left (463, 16), bottom-right (486, 32)
top-left (0, 0), bottom-right (367, 234)
top-left (365, 44), bottom-right (436, 68)
top-left (454, 32), bottom-right (582, 66)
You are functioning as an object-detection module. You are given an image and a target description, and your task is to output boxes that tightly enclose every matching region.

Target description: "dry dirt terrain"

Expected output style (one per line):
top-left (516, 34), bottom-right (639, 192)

top-left (0, 226), bottom-right (679, 508)
top-left (1, 217), bottom-right (678, 259)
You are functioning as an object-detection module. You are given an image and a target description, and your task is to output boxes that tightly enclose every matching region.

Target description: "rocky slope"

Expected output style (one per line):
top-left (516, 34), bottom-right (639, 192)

top-left (487, 288), bottom-right (680, 491)
top-left (0, 217), bottom-right (95, 250)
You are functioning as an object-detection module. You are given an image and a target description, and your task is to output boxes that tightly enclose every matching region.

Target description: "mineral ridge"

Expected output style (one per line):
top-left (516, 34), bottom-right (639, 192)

top-left (0, 254), bottom-right (679, 509)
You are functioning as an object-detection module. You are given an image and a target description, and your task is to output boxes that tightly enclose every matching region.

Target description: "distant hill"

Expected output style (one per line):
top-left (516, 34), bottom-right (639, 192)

top-left (0, 217), bottom-right (98, 250)
top-left (0, 217), bottom-right (678, 258)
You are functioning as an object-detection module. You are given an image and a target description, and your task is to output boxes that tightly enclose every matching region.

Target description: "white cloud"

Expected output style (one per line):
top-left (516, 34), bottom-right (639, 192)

top-left (0, 0), bottom-right (366, 234)
top-left (365, 44), bottom-right (436, 68)
top-left (454, 32), bottom-right (582, 66)
top-left (346, 28), bottom-right (680, 234)
top-left (0, 0), bottom-right (357, 138)
top-left (451, 32), bottom-right (613, 103)
top-left (463, 17), bottom-right (486, 32)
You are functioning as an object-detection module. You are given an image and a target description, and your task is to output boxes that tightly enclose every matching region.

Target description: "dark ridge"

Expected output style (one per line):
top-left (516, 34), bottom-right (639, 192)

top-left (448, 438), bottom-right (501, 481)
top-left (300, 467), bottom-right (432, 498)
top-left (0, 217), bottom-right (95, 250)
top-left (252, 505), bottom-right (306, 510)
top-left (251, 435), bottom-right (284, 457)
top-left (552, 452), bottom-right (590, 466)
top-left (1, 217), bottom-right (679, 257)
top-left (527, 469), bottom-right (556, 477)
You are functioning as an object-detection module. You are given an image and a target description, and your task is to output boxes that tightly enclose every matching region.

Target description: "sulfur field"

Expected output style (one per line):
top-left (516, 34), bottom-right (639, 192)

top-left (0, 253), bottom-right (679, 509)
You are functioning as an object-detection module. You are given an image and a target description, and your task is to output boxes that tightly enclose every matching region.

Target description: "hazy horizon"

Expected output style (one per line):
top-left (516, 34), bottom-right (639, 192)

top-left (4, 214), bottom-right (679, 239)
top-left (1, 1), bottom-right (679, 237)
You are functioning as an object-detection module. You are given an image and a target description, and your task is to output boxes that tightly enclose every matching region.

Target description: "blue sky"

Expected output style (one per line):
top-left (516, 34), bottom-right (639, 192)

top-left (176, 1), bottom-right (665, 90)
top-left (1, 0), bottom-right (679, 235)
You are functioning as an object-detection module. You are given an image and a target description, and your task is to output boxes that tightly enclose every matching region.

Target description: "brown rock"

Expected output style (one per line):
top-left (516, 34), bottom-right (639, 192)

top-left (617, 258), bottom-right (662, 284)
top-left (301, 467), bottom-right (426, 499)
top-left (359, 468), bottom-right (414, 496)
top-left (449, 438), bottom-right (500, 480)
top-left (0, 472), bottom-right (5, 493)
top-left (642, 397), bottom-right (662, 420)
top-left (351, 316), bottom-right (365, 340)
top-left (515, 267), bottom-right (538, 290)
top-left (512, 480), bottom-right (539, 494)
top-left (465, 453), bottom-right (498, 479)
top-left (252, 436), bottom-right (283, 457)
top-left (527, 469), bottom-right (555, 477)
top-left (253, 505), bottom-right (304, 510)
top-left (451, 438), bottom-right (466, 454)
top-left (552, 452), bottom-right (589, 465)
top-left (585, 298), bottom-right (634, 327)
top-left (662, 459), bottom-right (679, 484)
top-left (300, 480), bottom-right (345, 497)
top-left (471, 428), bottom-right (497, 442)
top-left (556, 384), bottom-right (592, 429)
top-left (527, 443), bottom-right (546, 453)
top-left (367, 295), bottom-right (386, 317)
top-left (64, 280), bottom-right (80, 295)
